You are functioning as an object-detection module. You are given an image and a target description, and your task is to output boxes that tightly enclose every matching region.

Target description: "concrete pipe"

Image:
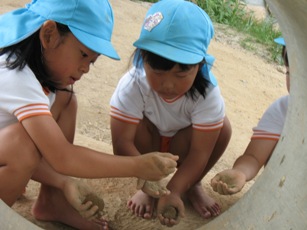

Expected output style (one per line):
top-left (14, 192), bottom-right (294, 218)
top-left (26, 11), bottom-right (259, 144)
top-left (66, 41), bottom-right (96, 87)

top-left (0, 199), bottom-right (42, 229)
top-left (201, 0), bottom-right (307, 229)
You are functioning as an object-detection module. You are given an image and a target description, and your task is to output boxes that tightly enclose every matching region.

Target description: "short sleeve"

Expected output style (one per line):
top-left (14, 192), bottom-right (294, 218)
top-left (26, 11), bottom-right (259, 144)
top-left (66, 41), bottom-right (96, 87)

top-left (192, 85), bottom-right (225, 131)
top-left (252, 95), bottom-right (288, 140)
top-left (110, 68), bottom-right (145, 124)
top-left (0, 61), bottom-right (51, 127)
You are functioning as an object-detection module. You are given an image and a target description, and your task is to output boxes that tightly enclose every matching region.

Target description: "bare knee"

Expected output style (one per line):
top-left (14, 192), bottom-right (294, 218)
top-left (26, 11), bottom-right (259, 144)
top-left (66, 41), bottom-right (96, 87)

top-left (0, 123), bottom-right (41, 172)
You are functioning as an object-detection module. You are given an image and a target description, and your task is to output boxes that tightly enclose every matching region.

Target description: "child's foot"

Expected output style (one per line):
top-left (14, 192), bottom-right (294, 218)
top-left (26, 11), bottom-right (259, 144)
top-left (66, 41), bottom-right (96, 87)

top-left (31, 185), bottom-right (108, 230)
top-left (127, 190), bottom-right (156, 219)
top-left (187, 184), bottom-right (220, 219)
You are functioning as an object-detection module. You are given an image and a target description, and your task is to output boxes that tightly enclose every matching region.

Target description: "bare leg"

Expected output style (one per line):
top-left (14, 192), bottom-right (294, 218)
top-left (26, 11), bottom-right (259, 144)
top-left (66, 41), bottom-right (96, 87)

top-left (187, 183), bottom-right (220, 218)
top-left (171, 116), bottom-right (232, 218)
top-left (32, 184), bottom-right (108, 230)
top-left (0, 123), bottom-right (41, 206)
top-left (31, 159), bottom-right (107, 226)
top-left (125, 117), bottom-right (160, 219)
top-left (32, 91), bottom-right (108, 229)
top-left (187, 116), bottom-right (232, 218)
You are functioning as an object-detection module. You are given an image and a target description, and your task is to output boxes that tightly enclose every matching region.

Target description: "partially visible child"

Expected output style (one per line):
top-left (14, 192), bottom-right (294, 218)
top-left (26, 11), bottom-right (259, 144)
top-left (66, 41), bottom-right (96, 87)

top-left (110, 0), bottom-right (232, 226)
top-left (211, 37), bottom-right (289, 195)
top-left (0, 1), bottom-right (178, 229)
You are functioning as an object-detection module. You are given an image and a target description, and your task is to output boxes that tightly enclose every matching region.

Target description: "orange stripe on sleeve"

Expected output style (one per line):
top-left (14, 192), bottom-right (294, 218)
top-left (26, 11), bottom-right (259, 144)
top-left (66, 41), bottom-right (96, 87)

top-left (251, 130), bottom-right (280, 141)
top-left (19, 112), bottom-right (52, 122)
top-left (110, 106), bottom-right (140, 124)
top-left (14, 104), bottom-right (51, 121)
top-left (193, 120), bottom-right (224, 132)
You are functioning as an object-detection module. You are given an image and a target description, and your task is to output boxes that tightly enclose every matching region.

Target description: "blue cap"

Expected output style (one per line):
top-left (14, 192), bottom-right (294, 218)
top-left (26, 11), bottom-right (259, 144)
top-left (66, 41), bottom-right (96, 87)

top-left (133, 0), bottom-right (217, 86)
top-left (0, 0), bottom-right (120, 60)
top-left (274, 37), bottom-right (285, 46)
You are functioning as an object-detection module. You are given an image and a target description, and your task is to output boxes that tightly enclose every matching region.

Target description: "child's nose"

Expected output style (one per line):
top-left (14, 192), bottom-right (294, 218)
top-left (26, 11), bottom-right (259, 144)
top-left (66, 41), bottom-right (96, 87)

top-left (80, 62), bottom-right (90, 74)
top-left (162, 79), bottom-right (174, 90)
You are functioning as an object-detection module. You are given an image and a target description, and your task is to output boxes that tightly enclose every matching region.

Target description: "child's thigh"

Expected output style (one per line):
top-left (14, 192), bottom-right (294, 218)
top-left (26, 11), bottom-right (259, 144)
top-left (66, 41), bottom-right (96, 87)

top-left (135, 116), bottom-right (160, 153)
top-left (169, 126), bottom-right (193, 161)
top-left (0, 123), bottom-right (40, 167)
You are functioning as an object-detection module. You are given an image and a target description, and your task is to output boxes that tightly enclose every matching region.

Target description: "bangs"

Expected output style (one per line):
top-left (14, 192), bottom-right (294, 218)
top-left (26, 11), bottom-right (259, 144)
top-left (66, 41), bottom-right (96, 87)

top-left (141, 50), bottom-right (196, 71)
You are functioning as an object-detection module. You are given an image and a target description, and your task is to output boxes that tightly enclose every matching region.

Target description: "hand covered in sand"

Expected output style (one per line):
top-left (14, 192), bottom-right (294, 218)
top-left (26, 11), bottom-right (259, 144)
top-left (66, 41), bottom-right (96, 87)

top-left (136, 179), bottom-right (170, 198)
top-left (62, 178), bottom-right (104, 219)
top-left (211, 169), bottom-right (247, 195)
top-left (157, 193), bottom-right (185, 227)
top-left (137, 152), bottom-right (178, 181)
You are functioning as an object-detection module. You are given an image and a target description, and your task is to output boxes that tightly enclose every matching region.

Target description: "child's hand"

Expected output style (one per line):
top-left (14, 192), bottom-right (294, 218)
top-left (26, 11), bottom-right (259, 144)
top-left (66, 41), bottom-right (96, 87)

top-left (137, 152), bottom-right (178, 181)
top-left (136, 179), bottom-right (170, 198)
top-left (157, 193), bottom-right (185, 227)
top-left (62, 178), bottom-right (104, 219)
top-left (211, 169), bottom-right (246, 195)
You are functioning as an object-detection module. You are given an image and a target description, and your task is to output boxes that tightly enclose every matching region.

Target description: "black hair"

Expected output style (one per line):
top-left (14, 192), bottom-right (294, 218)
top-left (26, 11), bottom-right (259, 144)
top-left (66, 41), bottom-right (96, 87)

top-left (0, 22), bottom-right (72, 93)
top-left (282, 46), bottom-right (289, 67)
top-left (133, 49), bottom-right (210, 101)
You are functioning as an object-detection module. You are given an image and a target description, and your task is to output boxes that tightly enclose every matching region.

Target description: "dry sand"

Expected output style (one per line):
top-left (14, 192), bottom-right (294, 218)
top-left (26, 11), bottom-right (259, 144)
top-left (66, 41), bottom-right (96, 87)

top-left (1, 0), bottom-right (287, 229)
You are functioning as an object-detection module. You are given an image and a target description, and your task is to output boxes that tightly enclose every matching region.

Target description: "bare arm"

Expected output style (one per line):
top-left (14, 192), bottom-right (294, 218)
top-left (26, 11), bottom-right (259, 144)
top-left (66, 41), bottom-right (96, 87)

top-left (211, 139), bottom-right (277, 195)
top-left (110, 117), bottom-right (141, 156)
top-left (233, 139), bottom-right (277, 181)
top-left (154, 129), bottom-right (219, 222)
top-left (22, 115), bottom-right (177, 180)
top-left (168, 129), bottom-right (220, 196)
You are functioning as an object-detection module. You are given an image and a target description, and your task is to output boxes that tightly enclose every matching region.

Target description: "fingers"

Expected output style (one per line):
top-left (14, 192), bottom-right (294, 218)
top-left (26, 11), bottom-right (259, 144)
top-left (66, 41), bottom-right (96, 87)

top-left (157, 204), bottom-right (184, 227)
top-left (83, 193), bottom-right (105, 211)
top-left (211, 174), bottom-right (232, 195)
top-left (141, 180), bottom-right (170, 198)
top-left (158, 212), bottom-right (180, 227)
top-left (79, 193), bottom-right (105, 219)
top-left (211, 180), bottom-right (236, 195)
top-left (211, 175), bottom-right (221, 192)
top-left (211, 180), bottom-right (226, 195)
top-left (156, 156), bottom-right (177, 179)
top-left (79, 201), bottom-right (100, 219)
top-left (158, 152), bottom-right (179, 163)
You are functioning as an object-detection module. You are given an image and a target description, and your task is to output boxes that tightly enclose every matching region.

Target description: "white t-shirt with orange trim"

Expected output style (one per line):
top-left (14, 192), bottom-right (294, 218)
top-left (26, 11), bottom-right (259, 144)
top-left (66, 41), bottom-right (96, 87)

top-left (110, 67), bottom-right (225, 137)
top-left (252, 95), bottom-right (288, 141)
top-left (0, 54), bottom-right (55, 129)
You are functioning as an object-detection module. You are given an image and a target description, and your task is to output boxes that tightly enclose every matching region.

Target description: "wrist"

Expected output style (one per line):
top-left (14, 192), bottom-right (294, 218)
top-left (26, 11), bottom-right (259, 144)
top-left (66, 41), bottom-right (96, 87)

top-left (166, 185), bottom-right (182, 197)
top-left (131, 155), bottom-right (141, 178)
top-left (232, 168), bottom-right (248, 182)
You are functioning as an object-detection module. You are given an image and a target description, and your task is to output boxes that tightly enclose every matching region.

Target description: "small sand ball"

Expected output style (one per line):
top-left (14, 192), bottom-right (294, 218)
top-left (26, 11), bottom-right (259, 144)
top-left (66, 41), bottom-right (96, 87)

top-left (163, 206), bottom-right (178, 219)
top-left (83, 193), bottom-right (105, 212)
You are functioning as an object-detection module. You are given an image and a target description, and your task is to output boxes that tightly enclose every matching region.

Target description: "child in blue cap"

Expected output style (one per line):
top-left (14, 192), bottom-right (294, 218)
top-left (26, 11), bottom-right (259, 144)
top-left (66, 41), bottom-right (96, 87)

top-left (211, 37), bottom-right (289, 196)
top-left (0, 0), bottom-right (178, 229)
top-left (110, 0), bottom-right (232, 226)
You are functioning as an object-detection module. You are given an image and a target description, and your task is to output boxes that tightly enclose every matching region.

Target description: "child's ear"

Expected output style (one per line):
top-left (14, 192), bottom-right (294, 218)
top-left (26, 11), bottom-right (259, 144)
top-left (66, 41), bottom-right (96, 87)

top-left (39, 20), bottom-right (61, 49)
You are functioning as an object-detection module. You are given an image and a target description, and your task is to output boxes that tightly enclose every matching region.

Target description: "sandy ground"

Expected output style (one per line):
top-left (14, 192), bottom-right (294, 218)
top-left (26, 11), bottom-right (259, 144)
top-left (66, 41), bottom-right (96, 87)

top-left (1, 0), bottom-right (287, 229)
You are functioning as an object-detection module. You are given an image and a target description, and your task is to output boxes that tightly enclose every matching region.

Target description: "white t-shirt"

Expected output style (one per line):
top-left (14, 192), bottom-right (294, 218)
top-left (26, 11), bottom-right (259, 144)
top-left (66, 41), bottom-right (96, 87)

top-left (0, 54), bottom-right (55, 129)
top-left (252, 95), bottom-right (288, 140)
top-left (110, 67), bottom-right (225, 137)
